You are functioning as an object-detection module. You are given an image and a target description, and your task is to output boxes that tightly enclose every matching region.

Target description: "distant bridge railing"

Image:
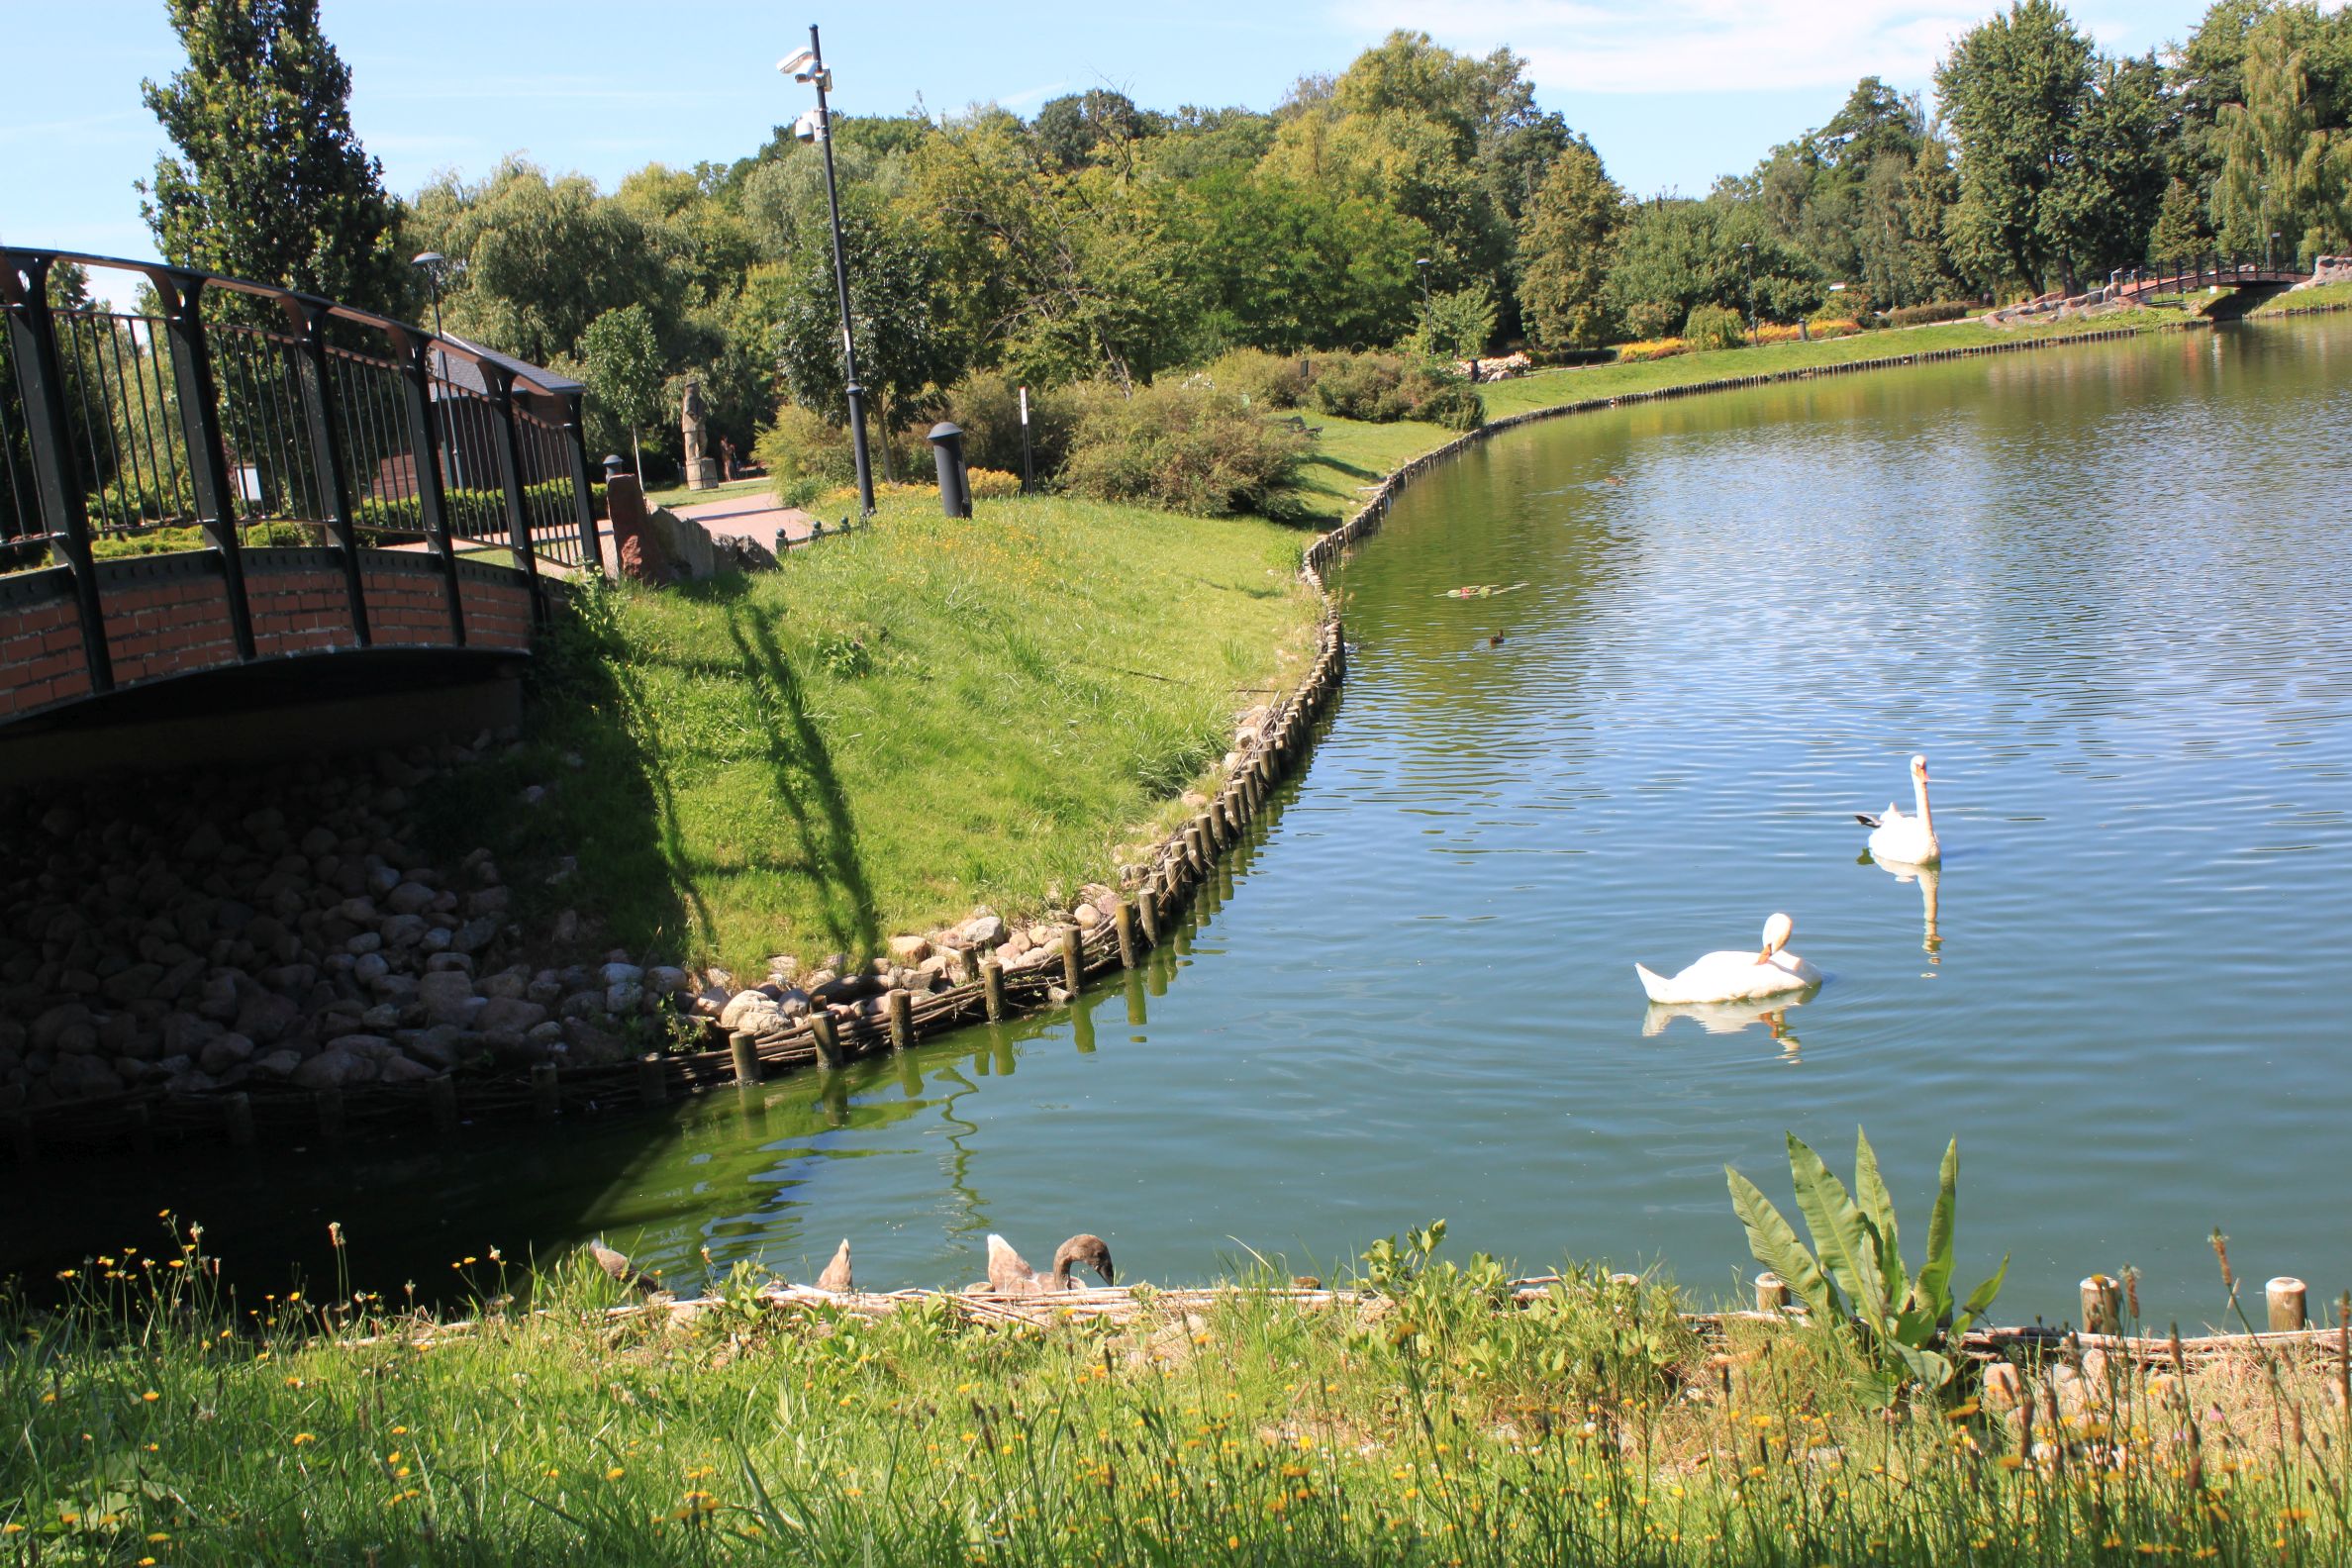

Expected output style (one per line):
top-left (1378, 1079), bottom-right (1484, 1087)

top-left (0, 248), bottom-right (605, 717)
top-left (2107, 253), bottom-right (2308, 305)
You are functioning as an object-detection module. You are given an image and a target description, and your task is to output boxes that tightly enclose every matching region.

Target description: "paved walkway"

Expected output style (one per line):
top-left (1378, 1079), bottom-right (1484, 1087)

top-left (669, 494), bottom-right (833, 558)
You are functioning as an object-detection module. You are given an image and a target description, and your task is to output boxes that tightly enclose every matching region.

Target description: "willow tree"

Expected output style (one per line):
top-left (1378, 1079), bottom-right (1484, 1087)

top-left (2211, 11), bottom-right (2352, 262)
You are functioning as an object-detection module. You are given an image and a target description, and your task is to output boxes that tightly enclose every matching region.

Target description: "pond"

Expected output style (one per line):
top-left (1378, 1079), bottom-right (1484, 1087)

top-left (25, 318), bottom-right (2352, 1325)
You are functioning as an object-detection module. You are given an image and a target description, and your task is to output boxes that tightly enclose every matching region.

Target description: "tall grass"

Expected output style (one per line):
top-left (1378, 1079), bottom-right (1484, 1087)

top-left (6, 1221), bottom-right (2346, 1566)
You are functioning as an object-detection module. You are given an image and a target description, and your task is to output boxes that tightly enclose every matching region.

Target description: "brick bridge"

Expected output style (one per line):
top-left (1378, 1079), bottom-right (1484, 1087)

top-left (1, 249), bottom-right (607, 757)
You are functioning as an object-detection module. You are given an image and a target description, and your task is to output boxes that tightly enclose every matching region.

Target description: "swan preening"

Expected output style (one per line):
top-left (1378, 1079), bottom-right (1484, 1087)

top-left (1634, 913), bottom-right (1822, 1006)
top-left (987, 1232), bottom-right (1116, 1295)
top-left (1857, 754), bottom-right (1940, 866)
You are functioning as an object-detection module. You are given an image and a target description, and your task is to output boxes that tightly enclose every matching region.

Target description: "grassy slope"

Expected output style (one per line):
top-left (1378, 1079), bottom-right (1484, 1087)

top-left (2249, 279), bottom-right (2352, 314)
top-left (7, 1251), bottom-right (2341, 1566)
top-left (419, 490), bottom-right (1317, 975)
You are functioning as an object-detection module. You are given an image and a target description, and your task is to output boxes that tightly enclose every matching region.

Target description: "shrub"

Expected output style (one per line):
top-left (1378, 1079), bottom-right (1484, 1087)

top-left (1306, 352), bottom-right (1484, 431)
top-left (939, 371), bottom-right (1075, 479)
top-left (1886, 300), bottom-right (1977, 328)
top-left (965, 466), bottom-right (1022, 500)
top-left (1200, 347), bottom-right (1307, 410)
top-left (1683, 303), bottom-right (1746, 351)
top-left (752, 404), bottom-right (856, 502)
top-left (1623, 299), bottom-right (1684, 340)
top-left (1060, 381), bottom-right (1309, 516)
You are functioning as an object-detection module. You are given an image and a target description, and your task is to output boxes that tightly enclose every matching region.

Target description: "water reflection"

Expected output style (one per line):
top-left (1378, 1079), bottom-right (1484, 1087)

top-left (1640, 994), bottom-right (1811, 1051)
top-left (1865, 855), bottom-right (1943, 961)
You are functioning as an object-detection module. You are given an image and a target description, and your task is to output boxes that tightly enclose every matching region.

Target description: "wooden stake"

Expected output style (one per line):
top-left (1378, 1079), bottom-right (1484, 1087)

top-left (888, 988), bottom-right (913, 1051)
top-left (530, 1063), bottom-right (559, 1122)
top-left (125, 1101), bottom-right (153, 1158)
top-left (2267, 1276), bottom-right (2308, 1332)
top-left (1114, 900), bottom-right (1138, 968)
top-left (982, 959), bottom-right (1006, 1022)
top-left (1136, 885), bottom-right (1159, 945)
top-left (637, 1052), bottom-right (668, 1106)
top-left (314, 1086), bottom-right (345, 1146)
top-left (427, 1074), bottom-right (457, 1137)
top-left (2081, 1274), bottom-right (2121, 1335)
top-left (729, 1030), bottom-right (760, 1085)
top-left (1061, 929), bottom-right (1084, 995)
top-left (223, 1091), bottom-right (255, 1149)
top-left (809, 1013), bottom-right (843, 1069)
top-left (1756, 1272), bottom-right (1791, 1313)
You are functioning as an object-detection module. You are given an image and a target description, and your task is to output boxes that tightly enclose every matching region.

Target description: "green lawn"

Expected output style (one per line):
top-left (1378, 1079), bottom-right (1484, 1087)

top-left (416, 490), bottom-right (1318, 975)
top-left (1475, 307), bottom-right (2189, 420)
top-left (641, 473), bottom-right (774, 510)
top-left (2249, 279), bottom-right (2352, 315)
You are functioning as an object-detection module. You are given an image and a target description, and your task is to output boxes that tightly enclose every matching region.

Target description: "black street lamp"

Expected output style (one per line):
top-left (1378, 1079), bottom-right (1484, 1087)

top-left (1414, 256), bottom-right (1433, 343)
top-left (780, 28), bottom-right (874, 518)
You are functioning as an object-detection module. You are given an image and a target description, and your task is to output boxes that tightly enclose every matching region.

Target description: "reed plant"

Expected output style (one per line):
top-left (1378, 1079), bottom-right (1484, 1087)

top-left (6, 1215), bottom-right (2347, 1566)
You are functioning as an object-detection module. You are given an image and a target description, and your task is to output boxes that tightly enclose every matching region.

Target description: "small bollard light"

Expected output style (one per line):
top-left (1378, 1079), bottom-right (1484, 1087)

top-left (928, 421), bottom-right (972, 519)
top-left (602, 453), bottom-right (630, 482)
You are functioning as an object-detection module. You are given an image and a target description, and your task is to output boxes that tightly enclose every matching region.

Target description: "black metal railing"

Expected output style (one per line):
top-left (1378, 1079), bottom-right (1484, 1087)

top-left (2108, 252), bottom-right (2307, 304)
top-left (0, 247), bottom-right (604, 696)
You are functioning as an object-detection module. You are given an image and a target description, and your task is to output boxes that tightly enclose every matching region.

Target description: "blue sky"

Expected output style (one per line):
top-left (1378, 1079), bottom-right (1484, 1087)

top-left (4, 0), bottom-right (2219, 306)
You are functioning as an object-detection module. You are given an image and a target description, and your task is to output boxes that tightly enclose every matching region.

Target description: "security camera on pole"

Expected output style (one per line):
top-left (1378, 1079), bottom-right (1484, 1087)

top-left (779, 28), bottom-right (875, 519)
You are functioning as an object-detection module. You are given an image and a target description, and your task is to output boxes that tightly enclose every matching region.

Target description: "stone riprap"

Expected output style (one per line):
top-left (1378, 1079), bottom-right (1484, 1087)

top-left (0, 732), bottom-right (704, 1115)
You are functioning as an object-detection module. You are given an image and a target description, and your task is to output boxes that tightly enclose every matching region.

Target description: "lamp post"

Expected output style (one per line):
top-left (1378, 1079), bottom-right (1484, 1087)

top-left (780, 28), bottom-right (874, 518)
top-left (1414, 256), bottom-right (1432, 343)
top-left (2270, 230), bottom-right (2281, 272)
top-left (1739, 242), bottom-right (1756, 344)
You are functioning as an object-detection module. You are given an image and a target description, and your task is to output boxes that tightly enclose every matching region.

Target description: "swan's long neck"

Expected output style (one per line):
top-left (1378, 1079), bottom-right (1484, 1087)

top-left (1911, 771), bottom-right (1933, 836)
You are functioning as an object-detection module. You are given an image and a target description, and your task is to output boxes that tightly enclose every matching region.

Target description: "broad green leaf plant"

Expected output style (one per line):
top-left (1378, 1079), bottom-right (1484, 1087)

top-left (1726, 1128), bottom-right (2009, 1404)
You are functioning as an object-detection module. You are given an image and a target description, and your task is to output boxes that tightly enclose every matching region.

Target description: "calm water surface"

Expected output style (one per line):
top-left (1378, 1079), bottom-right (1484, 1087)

top-left (25, 321), bottom-right (2352, 1323)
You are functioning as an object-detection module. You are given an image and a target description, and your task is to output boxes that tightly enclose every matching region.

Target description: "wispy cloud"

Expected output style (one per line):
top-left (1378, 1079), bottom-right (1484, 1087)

top-left (1329, 0), bottom-right (2171, 96)
top-left (995, 79), bottom-right (1073, 110)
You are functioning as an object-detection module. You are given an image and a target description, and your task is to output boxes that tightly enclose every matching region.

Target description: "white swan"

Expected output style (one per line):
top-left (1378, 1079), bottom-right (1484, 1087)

top-left (1635, 913), bottom-right (1822, 1005)
top-left (1856, 754), bottom-right (1940, 866)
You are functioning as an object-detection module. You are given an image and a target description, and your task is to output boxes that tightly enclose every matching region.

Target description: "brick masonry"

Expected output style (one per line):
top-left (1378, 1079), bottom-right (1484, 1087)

top-left (0, 547), bottom-right (540, 723)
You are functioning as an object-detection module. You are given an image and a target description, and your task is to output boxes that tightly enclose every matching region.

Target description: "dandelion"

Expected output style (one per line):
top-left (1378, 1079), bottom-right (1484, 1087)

top-left (607, 1466), bottom-right (627, 1480)
top-left (293, 1432), bottom-right (317, 1445)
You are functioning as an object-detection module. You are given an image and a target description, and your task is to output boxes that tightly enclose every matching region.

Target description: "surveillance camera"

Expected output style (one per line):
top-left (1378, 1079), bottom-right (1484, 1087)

top-left (793, 106), bottom-right (827, 144)
top-left (776, 49), bottom-right (817, 77)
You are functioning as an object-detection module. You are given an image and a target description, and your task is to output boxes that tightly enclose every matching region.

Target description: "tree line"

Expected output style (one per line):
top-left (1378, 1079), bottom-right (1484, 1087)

top-left (123, 0), bottom-right (2352, 478)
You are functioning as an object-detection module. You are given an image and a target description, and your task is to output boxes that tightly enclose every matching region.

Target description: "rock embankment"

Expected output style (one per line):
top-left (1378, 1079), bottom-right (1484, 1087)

top-left (0, 732), bottom-right (694, 1114)
top-left (1, 697), bottom-right (1286, 1118)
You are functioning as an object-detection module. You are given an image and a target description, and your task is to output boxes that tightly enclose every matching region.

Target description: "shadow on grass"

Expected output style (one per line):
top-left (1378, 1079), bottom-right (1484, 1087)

top-left (718, 593), bottom-right (884, 964)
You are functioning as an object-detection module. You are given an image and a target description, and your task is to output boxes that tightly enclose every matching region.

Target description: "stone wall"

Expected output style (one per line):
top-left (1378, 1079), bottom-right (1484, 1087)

top-left (0, 737), bottom-right (687, 1115)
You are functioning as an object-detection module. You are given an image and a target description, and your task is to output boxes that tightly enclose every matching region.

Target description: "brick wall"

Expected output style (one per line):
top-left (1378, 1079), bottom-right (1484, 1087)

top-left (3, 550), bottom-right (541, 724)
top-left (459, 574), bottom-right (534, 650)
top-left (101, 576), bottom-right (239, 686)
top-left (361, 566), bottom-right (458, 647)
top-left (0, 596), bottom-right (96, 720)
top-left (248, 566), bottom-right (362, 659)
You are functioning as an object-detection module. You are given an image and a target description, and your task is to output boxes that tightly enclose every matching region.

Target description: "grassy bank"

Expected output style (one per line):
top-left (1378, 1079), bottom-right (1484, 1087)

top-left (8, 1229), bottom-right (2345, 1566)
top-left (416, 491), bottom-right (1317, 976)
top-left (2248, 281), bottom-right (2352, 315)
top-left (1278, 309), bottom-right (2202, 526)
